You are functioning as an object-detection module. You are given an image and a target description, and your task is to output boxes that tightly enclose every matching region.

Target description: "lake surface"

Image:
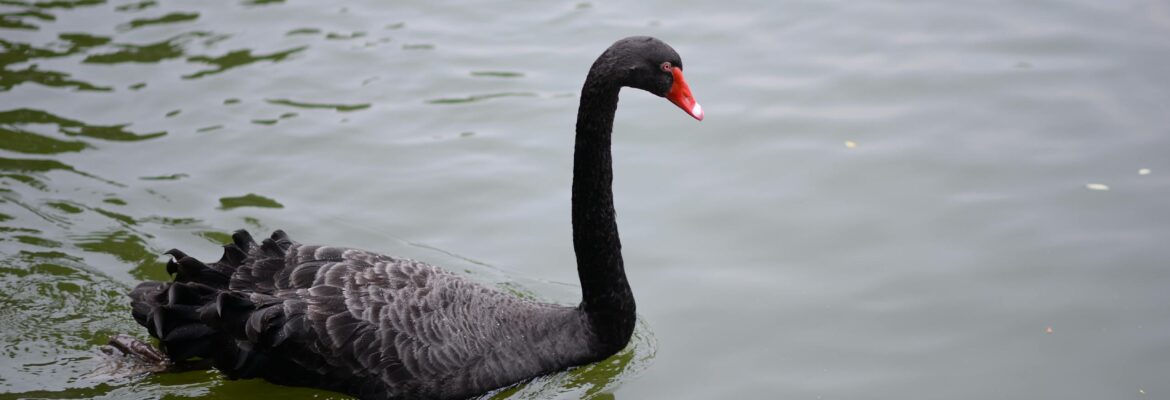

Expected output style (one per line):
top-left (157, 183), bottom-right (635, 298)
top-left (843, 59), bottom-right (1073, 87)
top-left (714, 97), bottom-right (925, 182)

top-left (3, 0), bottom-right (1170, 398)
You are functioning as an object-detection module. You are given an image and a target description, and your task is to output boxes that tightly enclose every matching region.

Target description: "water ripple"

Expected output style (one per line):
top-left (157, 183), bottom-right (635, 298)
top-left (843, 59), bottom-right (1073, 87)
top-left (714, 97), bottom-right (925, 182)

top-left (427, 92), bottom-right (536, 105)
top-left (83, 34), bottom-right (198, 64)
top-left (0, 156), bottom-right (121, 187)
top-left (265, 98), bottom-right (370, 112)
top-left (0, 65), bottom-right (111, 91)
top-left (0, 249), bottom-right (139, 394)
top-left (114, 0), bottom-right (156, 13)
top-left (243, 0), bottom-right (285, 7)
top-left (183, 46), bottom-right (306, 79)
top-left (471, 71), bottom-right (525, 78)
top-left (26, 0), bottom-right (104, 10)
top-left (0, 127), bottom-right (89, 154)
top-left (0, 109), bottom-right (165, 142)
top-left (0, 9), bottom-right (53, 31)
top-left (118, 12), bottom-right (199, 31)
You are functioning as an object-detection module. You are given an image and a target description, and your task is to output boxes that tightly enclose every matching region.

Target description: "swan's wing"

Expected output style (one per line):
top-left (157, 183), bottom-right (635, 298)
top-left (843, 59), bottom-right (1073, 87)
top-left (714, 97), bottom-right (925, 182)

top-left (218, 232), bottom-right (552, 397)
top-left (132, 229), bottom-right (581, 398)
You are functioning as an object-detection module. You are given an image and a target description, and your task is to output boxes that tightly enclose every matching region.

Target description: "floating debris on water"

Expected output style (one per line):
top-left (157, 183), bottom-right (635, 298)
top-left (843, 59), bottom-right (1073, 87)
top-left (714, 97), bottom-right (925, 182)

top-left (844, 140), bottom-right (857, 148)
top-left (1045, 326), bottom-right (1053, 334)
top-left (1139, 168), bottom-right (1151, 175)
top-left (1086, 183), bottom-right (1109, 191)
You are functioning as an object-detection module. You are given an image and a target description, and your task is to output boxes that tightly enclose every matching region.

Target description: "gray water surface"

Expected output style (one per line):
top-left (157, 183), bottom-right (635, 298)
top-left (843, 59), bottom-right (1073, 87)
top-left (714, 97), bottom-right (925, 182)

top-left (2, 0), bottom-right (1169, 399)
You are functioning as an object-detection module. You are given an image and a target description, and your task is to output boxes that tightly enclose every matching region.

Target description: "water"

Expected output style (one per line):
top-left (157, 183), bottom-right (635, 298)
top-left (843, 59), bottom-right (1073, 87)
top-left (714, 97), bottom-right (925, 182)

top-left (2, 0), bottom-right (1170, 398)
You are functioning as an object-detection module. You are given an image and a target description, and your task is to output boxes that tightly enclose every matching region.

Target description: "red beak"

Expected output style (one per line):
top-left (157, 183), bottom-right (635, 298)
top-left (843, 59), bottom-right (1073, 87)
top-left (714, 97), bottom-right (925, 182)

top-left (666, 67), bottom-right (703, 121)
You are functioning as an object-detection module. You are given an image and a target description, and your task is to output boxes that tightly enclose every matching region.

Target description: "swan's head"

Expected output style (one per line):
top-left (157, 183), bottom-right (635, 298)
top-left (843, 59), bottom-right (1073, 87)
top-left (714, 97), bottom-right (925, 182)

top-left (605, 36), bottom-right (704, 121)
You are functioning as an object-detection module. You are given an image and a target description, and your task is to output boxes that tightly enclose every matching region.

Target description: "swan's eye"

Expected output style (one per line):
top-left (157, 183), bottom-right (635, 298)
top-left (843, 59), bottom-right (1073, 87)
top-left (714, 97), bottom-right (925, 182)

top-left (660, 61), bottom-right (672, 72)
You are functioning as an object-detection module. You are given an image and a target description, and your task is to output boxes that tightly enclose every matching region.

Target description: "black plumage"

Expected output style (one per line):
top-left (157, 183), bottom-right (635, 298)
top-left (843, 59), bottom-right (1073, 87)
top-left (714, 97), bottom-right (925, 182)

top-left (125, 36), bottom-right (701, 400)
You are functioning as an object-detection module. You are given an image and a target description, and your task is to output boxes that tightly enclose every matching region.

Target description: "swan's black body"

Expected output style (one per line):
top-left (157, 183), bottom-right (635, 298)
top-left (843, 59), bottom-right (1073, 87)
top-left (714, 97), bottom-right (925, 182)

top-left (126, 36), bottom-right (700, 400)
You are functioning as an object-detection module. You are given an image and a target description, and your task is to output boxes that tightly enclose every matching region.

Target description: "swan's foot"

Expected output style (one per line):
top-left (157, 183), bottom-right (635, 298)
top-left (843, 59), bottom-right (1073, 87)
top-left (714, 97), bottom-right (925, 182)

top-left (105, 334), bottom-right (169, 366)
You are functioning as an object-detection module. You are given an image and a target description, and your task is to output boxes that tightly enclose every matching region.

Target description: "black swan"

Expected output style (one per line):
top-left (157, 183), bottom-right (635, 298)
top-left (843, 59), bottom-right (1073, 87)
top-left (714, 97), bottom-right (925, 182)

top-left (115, 36), bottom-right (702, 399)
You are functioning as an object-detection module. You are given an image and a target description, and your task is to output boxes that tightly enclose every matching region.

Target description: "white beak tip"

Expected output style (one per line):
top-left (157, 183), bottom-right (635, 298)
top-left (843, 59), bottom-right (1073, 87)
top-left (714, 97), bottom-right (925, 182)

top-left (691, 103), bottom-right (704, 121)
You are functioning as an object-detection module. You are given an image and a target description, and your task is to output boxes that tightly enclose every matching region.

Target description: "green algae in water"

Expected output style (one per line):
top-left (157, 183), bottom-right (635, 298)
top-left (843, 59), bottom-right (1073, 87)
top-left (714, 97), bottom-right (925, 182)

top-left (45, 200), bottom-right (84, 213)
top-left (197, 230), bottom-right (233, 245)
top-left (72, 229), bottom-right (166, 280)
top-left (83, 38), bottom-right (186, 64)
top-left (93, 207), bottom-right (136, 226)
top-left (0, 156), bottom-right (78, 173)
top-left (0, 127), bottom-right (90, 154)
top-left (218, 193), bottom-right (283, 210)
top-left (14, 234), bottom-right (63, 248)
top-left (0, 65), bottom-right (113, 91)
top-left (115, 0), bottom-right (158, 12)
top-left (118, 12), bottom-right (199, 31)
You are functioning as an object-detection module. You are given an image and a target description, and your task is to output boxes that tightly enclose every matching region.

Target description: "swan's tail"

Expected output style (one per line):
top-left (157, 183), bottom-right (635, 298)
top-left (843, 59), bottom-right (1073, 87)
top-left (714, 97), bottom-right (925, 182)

top-left (127, 230), bottom-right (289, 377)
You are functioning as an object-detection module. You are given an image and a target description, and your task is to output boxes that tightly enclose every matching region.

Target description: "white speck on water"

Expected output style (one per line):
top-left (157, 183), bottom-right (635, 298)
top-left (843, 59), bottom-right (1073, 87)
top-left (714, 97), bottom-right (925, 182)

top-left (1139, 168), bottom-right (1151, 175)
top-left (845, 140), bottom-right (857, 148)
top-left (1086, 183), bottom-right (1109, 191)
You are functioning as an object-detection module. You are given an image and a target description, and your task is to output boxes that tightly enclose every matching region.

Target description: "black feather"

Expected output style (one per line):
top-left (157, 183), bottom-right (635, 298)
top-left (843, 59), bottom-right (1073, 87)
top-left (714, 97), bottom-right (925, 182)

top-left (232, 230), bottom-right (256, 251)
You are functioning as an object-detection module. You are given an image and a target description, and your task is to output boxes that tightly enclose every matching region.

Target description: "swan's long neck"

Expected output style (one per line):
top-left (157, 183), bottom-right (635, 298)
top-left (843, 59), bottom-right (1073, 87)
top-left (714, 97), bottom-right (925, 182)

top-left (572, 68), bottom-right (636, 354)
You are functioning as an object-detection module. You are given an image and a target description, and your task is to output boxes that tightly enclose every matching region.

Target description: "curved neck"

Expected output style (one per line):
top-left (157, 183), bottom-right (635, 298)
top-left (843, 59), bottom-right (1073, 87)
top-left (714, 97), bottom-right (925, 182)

top-left (572, 68), bottom-right (636, 354)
